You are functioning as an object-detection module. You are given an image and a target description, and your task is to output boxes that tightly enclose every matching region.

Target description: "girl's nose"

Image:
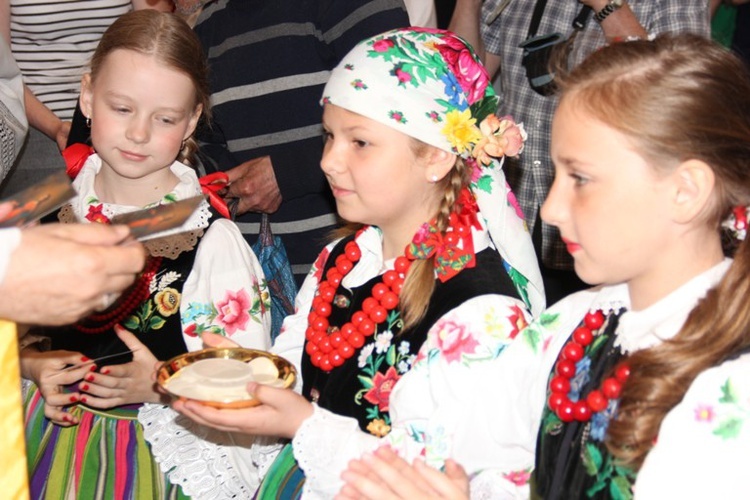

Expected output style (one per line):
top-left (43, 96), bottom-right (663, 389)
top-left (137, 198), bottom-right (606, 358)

top-left (126, 116), bottom-right (150, 144)
top-left (540, 175), bottom-right (567, 228)
top-left (320, 141), bottom-right (343, 175)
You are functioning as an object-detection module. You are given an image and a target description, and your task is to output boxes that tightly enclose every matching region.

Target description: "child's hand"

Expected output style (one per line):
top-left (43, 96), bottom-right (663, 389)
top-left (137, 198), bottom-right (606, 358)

top-left (201, 331), bottom-right (239, 349)
top-left (172, 381), bottom-right (313, 439)
top-left (78, 326), bottom-right (163, 407)
top-left (337, 446), bottom-right (470, 500)
top-left (20, 348), bottom-right (92, 426)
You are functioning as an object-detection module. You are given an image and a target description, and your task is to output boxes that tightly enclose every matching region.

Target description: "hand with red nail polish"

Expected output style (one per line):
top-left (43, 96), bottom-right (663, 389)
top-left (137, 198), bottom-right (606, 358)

top-left (78, 326), bottom-right (164, 408)
top-left (19, 347), bottom-right (89, 426)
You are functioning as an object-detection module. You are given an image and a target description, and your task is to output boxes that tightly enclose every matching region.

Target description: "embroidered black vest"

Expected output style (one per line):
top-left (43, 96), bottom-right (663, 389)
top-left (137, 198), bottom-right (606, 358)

top-left (41, 225), bottom-right (209, 364)
top-left (534, 310), bottom-right (636, 500)
top-left (301, 235), bottom-right (520, 434)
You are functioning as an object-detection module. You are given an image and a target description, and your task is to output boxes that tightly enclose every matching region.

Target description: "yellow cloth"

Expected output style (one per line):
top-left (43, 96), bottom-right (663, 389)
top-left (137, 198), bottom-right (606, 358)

top-left (0, 320), bottom-right (30, 500)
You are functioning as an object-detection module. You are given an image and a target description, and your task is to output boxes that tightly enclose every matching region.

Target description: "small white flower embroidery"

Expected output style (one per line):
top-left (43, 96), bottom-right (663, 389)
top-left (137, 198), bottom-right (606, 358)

top-left (358, 344), bottom-right (375, 368)
top-left (375, 330), bottom-right (394, 354)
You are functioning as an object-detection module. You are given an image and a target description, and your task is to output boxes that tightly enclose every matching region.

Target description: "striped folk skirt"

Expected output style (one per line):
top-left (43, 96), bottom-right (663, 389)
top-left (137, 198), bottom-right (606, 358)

top-left (24, 388), bottom-right (188, 499)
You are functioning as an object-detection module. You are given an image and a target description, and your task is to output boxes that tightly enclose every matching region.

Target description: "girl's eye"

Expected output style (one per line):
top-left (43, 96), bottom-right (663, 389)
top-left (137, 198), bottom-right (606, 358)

top-left (114, 106), bottom-right (130, 114)
top-left (322, 131), bottom-right (333, 143)
top-left (159, 117), bottom-right (176, 125)
top-left (570, 172), bottom-right (589, 186)
top-left (353, 139), bottom-right (368, 148)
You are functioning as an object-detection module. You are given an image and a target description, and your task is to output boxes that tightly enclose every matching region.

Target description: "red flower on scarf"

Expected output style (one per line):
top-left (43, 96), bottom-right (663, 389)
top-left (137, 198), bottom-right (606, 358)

top-left (435, 36), bottom-right (490, 106)
top-left (372, 38), bottom-right (395, 52)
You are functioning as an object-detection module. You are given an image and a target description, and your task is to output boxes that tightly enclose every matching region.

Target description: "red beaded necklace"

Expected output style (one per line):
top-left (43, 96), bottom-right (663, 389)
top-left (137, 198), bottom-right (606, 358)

top-left (547, 310), bottom-right (631, 423)
top-left (74, 256), bottom-right (162, 334)
top-left (305, 238), bottom-right (414, 372)
top-left (306, 189), bottom-right (480, 372)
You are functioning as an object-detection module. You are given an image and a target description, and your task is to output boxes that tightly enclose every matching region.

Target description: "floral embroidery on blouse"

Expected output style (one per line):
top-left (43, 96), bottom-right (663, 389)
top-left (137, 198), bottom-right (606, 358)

top-left (517, 310), bottom-right (561, 354)
top-left (86, 203), bottom-right (110, 223)
top-left (182, 279), bottom-right (270, 338)
top-left (503, 468), bottom-right (532, 487)
top-left (698, 378), bottom-right (748, 440)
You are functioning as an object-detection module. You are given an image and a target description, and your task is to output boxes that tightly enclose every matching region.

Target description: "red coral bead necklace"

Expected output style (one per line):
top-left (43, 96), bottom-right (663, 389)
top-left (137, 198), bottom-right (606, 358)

top-left (305, 237), bottom-right (413, 372)
top-left (74, 256), bottom-right (162, 334)
top-left (547, 310), bottom-right (631, 423)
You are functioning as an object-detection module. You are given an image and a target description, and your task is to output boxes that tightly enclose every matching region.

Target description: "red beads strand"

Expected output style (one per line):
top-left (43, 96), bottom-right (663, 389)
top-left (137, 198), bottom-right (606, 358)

top-left (547, 310), bottom-right (631, 423)
top-left (305, 239), bottom-right (413, 372)
top-left (74, 256), bottom-right (162, 334)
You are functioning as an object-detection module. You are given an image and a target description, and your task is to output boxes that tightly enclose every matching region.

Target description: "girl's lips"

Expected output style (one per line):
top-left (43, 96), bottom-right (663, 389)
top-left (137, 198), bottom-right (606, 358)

top-left (561, 237), bottom-right (581, 254)
top-left (330, 185), bottom-right (353, 197)
top-left (119, 149), bottom-right (147, 161)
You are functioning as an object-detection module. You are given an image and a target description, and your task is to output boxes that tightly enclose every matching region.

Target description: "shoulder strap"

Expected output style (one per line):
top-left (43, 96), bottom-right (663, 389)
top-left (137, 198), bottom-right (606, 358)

top-left (527, 0), bottom-right (549, 38)
top-left (527, 1), bottom-right (593, 38)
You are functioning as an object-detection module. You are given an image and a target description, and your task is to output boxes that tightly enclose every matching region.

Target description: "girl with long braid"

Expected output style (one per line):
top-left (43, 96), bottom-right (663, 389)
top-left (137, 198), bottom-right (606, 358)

top-left (170, 28), bottom-right (545, 498)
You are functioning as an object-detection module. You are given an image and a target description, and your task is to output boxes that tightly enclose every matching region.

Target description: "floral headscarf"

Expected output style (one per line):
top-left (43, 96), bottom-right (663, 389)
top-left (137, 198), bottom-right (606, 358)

top-left (322, 28), bottom-right (545, 316)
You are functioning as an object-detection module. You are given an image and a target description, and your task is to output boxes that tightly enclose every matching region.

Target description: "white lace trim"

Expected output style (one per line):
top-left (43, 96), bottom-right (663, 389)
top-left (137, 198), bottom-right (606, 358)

top-left (57, 203), bottom-right (209, 259)
top-left (61, 155), bottom-right (213, 259)
top-left (250, 437), bottom-right (285, 481)
top-left (293, 404), bottom-right (366, 498)
top-left (139, 403), bottom-right (257, 499)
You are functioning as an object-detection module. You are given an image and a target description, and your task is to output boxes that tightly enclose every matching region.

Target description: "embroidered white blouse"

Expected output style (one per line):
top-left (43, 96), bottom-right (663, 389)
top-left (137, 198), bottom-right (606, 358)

top-left (464, 259), bottom-right (745, 499)
top-left (269, 224), bottom-right (534, 499)
top-left (64, 155), bottom-right (272, 499)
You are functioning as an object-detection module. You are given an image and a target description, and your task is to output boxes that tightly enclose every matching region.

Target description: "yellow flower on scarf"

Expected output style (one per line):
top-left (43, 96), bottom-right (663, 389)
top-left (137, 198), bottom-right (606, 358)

top-left (441, 109), bottom-right (482, 155)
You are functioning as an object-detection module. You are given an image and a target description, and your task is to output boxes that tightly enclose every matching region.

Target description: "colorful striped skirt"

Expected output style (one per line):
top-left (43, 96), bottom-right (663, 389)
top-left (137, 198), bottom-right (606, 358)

top-left (24, 388), bottom-right (188, 499)
top-left (254, 444), bottom-right (304, 500)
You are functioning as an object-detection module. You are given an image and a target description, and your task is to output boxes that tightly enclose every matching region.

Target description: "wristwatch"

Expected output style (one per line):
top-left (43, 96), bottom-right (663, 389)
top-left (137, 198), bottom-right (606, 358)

top-left (594, 0), bottom-right (624, 23)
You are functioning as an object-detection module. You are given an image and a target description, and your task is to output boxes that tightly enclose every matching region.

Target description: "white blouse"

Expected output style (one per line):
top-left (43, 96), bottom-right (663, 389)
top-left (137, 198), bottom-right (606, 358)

top-left (465, 259), bottom-right (734, 499)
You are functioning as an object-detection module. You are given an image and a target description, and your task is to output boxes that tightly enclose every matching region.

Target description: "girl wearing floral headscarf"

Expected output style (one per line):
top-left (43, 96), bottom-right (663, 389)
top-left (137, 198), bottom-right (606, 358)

top-left (172, 28), bottom-right (544, 498)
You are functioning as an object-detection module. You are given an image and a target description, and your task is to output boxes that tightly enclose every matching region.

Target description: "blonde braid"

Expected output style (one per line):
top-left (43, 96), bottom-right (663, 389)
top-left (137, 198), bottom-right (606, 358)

top-left (400, 158), bottom-right (469, 331)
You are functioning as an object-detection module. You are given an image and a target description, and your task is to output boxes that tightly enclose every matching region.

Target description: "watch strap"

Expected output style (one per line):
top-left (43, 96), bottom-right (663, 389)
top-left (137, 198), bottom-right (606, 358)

top-left (594, 1), bottom-right (622, 23)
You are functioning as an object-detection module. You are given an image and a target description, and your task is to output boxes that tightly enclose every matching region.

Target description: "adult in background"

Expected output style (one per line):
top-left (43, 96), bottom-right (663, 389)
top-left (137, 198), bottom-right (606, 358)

top-left (449, 0), bottom-right (709, 305)
top-left (191, 0), bottom-right (409, 285)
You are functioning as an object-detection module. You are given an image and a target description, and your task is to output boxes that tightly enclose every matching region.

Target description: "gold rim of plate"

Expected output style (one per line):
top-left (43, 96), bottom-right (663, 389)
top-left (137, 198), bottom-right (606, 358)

top-left (157, 347), bottom-right (297, 409)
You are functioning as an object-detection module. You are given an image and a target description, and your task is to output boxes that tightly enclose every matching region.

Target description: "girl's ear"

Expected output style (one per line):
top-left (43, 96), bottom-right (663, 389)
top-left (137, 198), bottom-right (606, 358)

top-left (423, 147), bottom-right (457, 183)
top-left (80, 74), bottom-right (93, 119)
top-left (671, 158), bottom-right (716, 224)
top-left (183, 103), bottom-right (203, 142)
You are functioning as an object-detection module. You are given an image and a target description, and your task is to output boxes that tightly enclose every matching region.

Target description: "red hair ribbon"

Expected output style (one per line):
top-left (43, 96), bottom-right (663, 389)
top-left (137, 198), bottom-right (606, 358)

top-left (199, 172), bottom-right (231, 218)
top-left (406, 188), bottom-right (479, 282)
top-left (62, 143), bottom-right (95, 179)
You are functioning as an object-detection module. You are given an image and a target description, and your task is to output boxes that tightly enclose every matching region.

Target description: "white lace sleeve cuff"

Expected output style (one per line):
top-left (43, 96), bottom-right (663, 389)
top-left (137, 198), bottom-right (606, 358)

top-left (293, 403), bottom-right (379, 499)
